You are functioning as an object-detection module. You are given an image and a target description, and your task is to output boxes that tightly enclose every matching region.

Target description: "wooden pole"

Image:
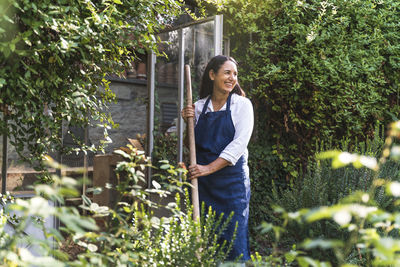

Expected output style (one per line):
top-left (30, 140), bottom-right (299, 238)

top-left (185, 64), bottom-right (200, 220)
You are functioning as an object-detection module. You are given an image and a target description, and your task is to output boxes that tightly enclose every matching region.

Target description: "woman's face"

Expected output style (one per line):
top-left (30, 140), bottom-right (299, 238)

top-left (209, 60), bottom-right (238, 95)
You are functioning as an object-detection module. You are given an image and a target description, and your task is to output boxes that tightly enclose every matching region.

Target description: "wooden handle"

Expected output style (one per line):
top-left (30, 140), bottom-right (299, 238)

top-left (185, 64), bottom-right (200, 220)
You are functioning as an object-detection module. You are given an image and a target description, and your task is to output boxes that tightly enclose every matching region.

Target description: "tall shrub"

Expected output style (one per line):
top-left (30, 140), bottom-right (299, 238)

top-left (0, 0), bottom-right (182, 170)
top-left (253, 121), bottom-right (400, 266)
top-left (221, 0), bottom-right (400, 177)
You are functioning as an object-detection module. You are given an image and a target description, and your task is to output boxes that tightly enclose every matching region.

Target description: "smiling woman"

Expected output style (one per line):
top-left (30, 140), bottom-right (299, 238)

top-left (182, 55), bottom-right (254, 263)
top-left (209, 60), bottom-right (238, 101)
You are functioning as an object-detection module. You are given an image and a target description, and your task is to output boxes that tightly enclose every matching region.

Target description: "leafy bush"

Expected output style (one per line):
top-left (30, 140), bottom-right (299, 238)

top-left (247, 141), bottom-right (287, 252)
top-left (256, 127), bottom-right (400, 262)
top-left (76, 147), bottom-right (235, 266)
top-left (251, 121), bottom-right (400, 266)
top-left (153, 132), bottom-right (180, 167)
top-left (0, 147), bottom-right (237, 266)
top-left (218, 0), bottom-right (400, 177)
top-left (0, 172), bottom-right (98, 266)
top-left (0, 0), bottom-right (183, 170)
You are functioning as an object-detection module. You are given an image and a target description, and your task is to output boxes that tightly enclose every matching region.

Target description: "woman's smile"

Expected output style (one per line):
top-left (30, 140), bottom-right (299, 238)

top-left (210, 61), bottom-right (238, 94)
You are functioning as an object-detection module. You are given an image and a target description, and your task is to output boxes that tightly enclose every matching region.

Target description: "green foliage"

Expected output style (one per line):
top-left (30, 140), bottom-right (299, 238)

top-left (220, 0), bottom-right (400, 177)
top-left (73, 146), bottom-right (236, 266)
top-left (0, 174), bottom-right (98, 266)
top-left (248, 125), bottom-right (384, 246)
top-left (78, 148), bottom-right (236, 266)
top-left (248, 121), bottom-right (400, 266)
top-left (0, 0), bottom-right (182, 170)
top-left (153, 132), bottom-right (180, 167)
top-left (247, 141), bottom-right (287, 252)
top-left (0, 145), bottom-right (236, 266)
top-left (259, 129), bottom-right (400, 262)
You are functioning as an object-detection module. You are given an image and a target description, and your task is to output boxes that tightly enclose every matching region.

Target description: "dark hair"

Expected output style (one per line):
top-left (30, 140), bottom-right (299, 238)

top-left (199, 55), bottom-right (245, 99)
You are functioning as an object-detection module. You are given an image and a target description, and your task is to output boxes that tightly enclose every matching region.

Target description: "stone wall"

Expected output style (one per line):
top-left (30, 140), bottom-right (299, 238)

top-left (89, 79), bottom-right (148, 154)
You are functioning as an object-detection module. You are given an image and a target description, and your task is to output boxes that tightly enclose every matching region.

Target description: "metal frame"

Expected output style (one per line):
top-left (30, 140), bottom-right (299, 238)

top-left (2, 114), bottom-right (7, 195)
top-left (214, 15), bottom-right (223, 56)
top-left (147, 51), bottom-right (156, 187)
top-left (146, 15), bottom-right (225, 186)
top-left (177, 28), bottom-right (185, 166)
top-left (158, 16), bottom-right (215, 34)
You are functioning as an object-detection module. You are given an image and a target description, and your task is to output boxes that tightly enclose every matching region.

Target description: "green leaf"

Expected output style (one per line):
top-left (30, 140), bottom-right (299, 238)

top-left (301, 238), bottom-right (344, 250)
top-left (316, 150), bottom-right (341, 160)
top-left (114, 149), bottom-right (131, 159)
top-left (160, 164), bottom-right (171, 170)
top-left (285, 250), bottom-right (300, 263)
top-left (82, 194), bottom-right (92, 206)
top-left (305, 207), bottom-right (333, 222)
top-left (297, 256), bottom-right (332, 267)
top-left (0, 78), bottom-right (6, 88)
top-left (152, 180), bottom-right (161, 190)
top-left (86, 187), bottom-right (103, 195)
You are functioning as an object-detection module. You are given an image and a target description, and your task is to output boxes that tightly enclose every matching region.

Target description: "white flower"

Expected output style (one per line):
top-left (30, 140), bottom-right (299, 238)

top-left (350, 204), bottom-right (377, 218)
top-left (333, 211), bottom-right (351, 226)
top-left (390, 182), bottom-right (400, 197)
top-left (375, 221), bottom-right (391, 229)
top-left (338, 152), bottom-right (356, 164)
top-left (361, 194), bottom-right (369, 203)
top-left (306, 31), bottom-right (317, 43)
top-left (16, 197), bottom-right (55, 218)
top-left (348, 224), bottom-right (357, 231)
top-left (320, 1), bottom-right (328, 8)
top-left (288, 211), bottom-right (300, 219)
top-left (359, 156), bottom-right (378, 170)
top-left (87, 244), bottom-right (98, 252)
top-left (391, 146), bottom-right (400, 157)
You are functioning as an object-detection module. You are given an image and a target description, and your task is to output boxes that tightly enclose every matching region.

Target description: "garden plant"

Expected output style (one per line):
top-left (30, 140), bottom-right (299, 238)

top-left (198, 0), bottom-right (400, 253)
top-left (249, 121), bottom-right (400, 266)
top-left (0, 146), bottom-right (237, 266)
top-left (3, 0), bottom-right (400, 266)
top-left (221, 0), bottom-right (400, 178)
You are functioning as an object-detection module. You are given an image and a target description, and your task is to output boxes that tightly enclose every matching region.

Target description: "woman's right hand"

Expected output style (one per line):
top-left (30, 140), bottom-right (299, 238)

top-left (181, 104), bottom-right (195, 122)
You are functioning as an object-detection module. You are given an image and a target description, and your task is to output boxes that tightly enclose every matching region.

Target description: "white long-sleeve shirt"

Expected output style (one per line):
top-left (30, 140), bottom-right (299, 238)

top-left (194, 93), bottom-right (254, 165)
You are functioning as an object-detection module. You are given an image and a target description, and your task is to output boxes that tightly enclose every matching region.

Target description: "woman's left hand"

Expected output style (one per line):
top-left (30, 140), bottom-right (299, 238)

top-left (188, 164), bottom-right (211, 179)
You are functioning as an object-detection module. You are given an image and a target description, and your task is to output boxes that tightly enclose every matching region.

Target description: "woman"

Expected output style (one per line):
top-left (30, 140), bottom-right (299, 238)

top-left (182, 55), bottom-right (254, 262)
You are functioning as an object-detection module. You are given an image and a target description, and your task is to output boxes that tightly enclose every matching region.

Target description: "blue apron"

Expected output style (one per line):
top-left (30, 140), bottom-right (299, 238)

top-left (195, 93), bottom-right (251, 262)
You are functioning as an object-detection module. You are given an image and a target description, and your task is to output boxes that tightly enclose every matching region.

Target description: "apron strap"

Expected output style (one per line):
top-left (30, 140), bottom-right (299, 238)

top-left (201, 96), bottom-right (212, 115)
top-left (226, 93), bottom-right (233, 111)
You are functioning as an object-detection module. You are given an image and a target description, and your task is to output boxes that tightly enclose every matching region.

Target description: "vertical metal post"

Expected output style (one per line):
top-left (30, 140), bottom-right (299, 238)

top-left (54, 122), bottom-right (62, 231)
top-left (177, 28), bottom-right (185, 169)
top-left (214, 15), bottom-right (223, 56)
top-left (83, 126), bottom-right (88, 196)
top-left (56, 124), bottom-right (62, 178)
top-left (1, 113), bottom-right (7, 195)
top-left (147, 51), bottom-right (156, 188)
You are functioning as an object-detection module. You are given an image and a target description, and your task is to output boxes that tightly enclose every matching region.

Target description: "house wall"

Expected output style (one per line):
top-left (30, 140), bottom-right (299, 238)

top-left (89, 79), bottom-right (148, 154)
